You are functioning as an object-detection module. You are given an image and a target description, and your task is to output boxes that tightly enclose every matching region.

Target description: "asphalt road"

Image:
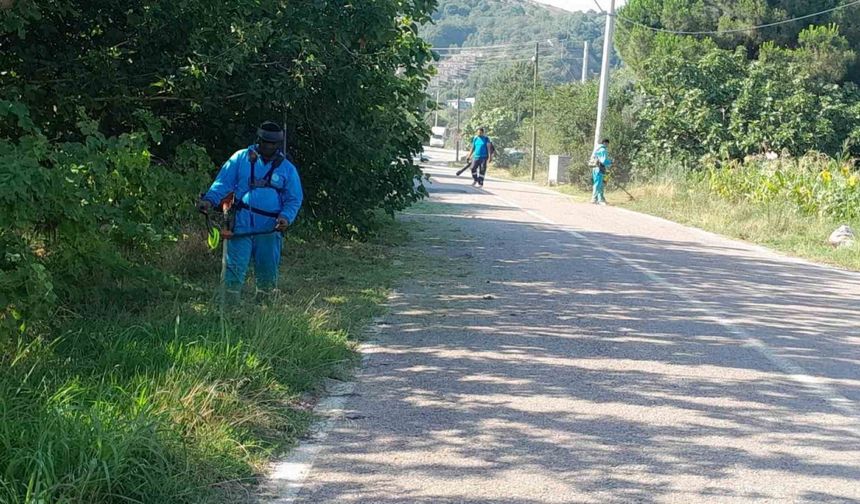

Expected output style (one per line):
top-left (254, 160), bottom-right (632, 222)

top-left (269, 151), bottom-right (860, 503)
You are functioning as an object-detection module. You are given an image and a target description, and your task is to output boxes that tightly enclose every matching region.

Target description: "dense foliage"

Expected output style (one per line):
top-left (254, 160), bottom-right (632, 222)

top-left (463, 63), bottom-right (535, 164)
top-left (705, 153), bottom-right (860, 221)
top-left (616, 0), bottom-right (860, 83)
top-left (630, 26), bottom-right (860, 173)
top-left (616, 0), bottom-right (860, 169)
top-left (0, 0), bottom-right (437, 331)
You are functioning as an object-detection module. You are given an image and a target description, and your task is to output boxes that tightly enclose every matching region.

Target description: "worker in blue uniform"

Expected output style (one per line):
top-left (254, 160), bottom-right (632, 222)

top-left (197, 121), bottom-right (303, 296)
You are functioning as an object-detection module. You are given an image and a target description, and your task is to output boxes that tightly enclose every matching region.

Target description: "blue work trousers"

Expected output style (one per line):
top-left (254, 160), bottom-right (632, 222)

top-left (592, 168), bottom-right (606, 203)
top-left (224, 233), bottom-right (282, 293)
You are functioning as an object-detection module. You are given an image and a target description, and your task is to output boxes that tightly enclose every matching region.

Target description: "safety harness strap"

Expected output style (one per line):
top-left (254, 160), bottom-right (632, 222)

top-left (233, 200), bottom-right (281, 219)
top-left (248, 149), bottom-right (285, 189)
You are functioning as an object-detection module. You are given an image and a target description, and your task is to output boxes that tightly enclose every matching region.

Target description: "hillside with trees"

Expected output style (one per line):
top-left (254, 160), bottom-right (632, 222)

top-left (422, 0), bottom-right (611, 94)
top-left (421, 0), bottom-right (615, 151)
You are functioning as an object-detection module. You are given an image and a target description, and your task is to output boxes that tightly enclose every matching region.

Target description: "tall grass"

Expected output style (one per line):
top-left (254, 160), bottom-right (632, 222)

top-left (702, 152), bottom-right (860, 221)
top-left (537, 152), bottom-right (860, 269)
top-left (0, 226), bottom-right (404, 503)
top-left (620, 155), bottom-right (860, 270)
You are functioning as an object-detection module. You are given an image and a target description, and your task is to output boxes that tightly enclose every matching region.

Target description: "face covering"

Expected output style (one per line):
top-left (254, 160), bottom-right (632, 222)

top-left (257, 141), bottom-right (278, 159)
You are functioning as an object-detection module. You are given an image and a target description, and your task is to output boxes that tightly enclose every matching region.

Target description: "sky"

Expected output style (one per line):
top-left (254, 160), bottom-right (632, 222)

top-left (530, 0), bottom-right (626, 13)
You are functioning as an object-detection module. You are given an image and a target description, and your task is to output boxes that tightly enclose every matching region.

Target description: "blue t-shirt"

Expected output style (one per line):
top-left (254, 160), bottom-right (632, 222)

top-left (472, 135), bottom-right (491, 159)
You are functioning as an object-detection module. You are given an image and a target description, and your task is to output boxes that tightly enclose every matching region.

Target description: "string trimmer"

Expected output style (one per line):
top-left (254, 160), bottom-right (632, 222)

top-left (199, 193), bottom-right (279, 310)
top-left (200, 193), bottom-right (279, 251)
top-left (606, 171), bottom-right (635, 201)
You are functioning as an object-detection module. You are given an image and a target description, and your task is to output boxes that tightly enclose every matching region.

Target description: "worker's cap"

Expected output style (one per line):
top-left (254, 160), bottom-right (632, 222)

top-left (257, 121), bottom-right (285, 143)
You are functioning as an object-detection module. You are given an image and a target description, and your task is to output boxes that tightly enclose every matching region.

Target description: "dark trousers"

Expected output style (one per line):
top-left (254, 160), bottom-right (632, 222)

top-left (470, 157), bottom-right (488, 184)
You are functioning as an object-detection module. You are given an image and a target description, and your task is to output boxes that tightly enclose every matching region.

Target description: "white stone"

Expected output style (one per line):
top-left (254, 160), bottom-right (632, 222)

top-left (829, 225), bottom-right (855, 248)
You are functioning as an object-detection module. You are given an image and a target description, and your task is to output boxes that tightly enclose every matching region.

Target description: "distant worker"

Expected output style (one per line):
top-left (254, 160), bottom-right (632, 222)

top-left (457, 127), bottom-right (494, 188)
top-left (197, 121), bottom-right (303, 297)
top-left (591, 138), bottom-right (612, 205)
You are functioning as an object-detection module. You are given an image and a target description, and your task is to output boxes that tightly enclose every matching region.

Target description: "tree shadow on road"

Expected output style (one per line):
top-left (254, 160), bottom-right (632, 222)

top-left (272, 192), bottom-right (860, 504)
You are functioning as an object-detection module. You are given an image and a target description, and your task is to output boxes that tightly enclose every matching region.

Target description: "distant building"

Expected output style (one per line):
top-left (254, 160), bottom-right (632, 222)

top-left (446, 99), bottom-right (474, 110)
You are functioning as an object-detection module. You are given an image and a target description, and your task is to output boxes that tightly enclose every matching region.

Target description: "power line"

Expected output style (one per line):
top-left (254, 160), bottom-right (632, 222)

top-left (435, 55), bottom-right (581, 66)
top-left (614, 0), bottom-right (860, 35)
top-left (432, 41), bottom-right (537, 51)
top-left (432, 39), bottom-right (581, 50)
top-left (432, 58), bottom-right (585, 85)
top-left (435, 52), bottom-right (558, 64)
top-left (433, 59), bottom-right (581, 77)
top-left (434, 52), bottom-right (585, 65)
top-left (433, 48), bottom-right (557, 58)
top-left (432, 43), bottom-right (581, 53)
top-left (436, 47), bottom-right (559, 56)
top-left (431, 37), bottom-right (586, 52)
top-left (435, 44), bottom-right (573, 58)
top-left (431, 41), bottom-right (589, 86)
top-left (434, 52), bottom-right (562, 65)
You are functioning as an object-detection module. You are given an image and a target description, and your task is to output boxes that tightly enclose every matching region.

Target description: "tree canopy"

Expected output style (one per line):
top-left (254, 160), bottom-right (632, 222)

top-left (1, 0), bottom-right (437, 329)
top-left (616, 0), bottom-right (860, 83)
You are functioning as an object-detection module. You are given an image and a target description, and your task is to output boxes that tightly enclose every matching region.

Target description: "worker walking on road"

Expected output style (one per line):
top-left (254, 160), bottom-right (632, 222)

top-left (457, 127), bottom-right (494, 188)
top-left (197, 121), bottom-right (303, 297)
top-left (591, 138), bottom-right (612, 205)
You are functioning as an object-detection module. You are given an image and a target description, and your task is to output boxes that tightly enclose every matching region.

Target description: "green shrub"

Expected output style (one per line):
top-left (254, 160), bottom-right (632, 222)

top-left (704, 152), bottom-right (860, 221)
top-left (0, 0), bottom-right (438, 331)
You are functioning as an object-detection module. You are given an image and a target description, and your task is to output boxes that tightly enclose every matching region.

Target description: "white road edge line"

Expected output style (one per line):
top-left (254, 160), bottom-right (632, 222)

top-left (479, 167), bottom-right (860, 277)
top-left (261, 329), bottom-right (384, 502)
top-left (264, 385), bottom-right (354, 503)
top-left (490, 192), bottom-right (860, 426)
top-left (428, 164), bottom-right (860, 421)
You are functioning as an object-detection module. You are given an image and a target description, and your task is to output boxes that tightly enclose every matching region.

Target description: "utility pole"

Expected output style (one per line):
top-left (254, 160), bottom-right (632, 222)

top-left (434, 88), bottom-right (440, 128)
top-left (593, 0), bottom-right (616, 148)
top-left (581, 41), bottom-right (589, 83)
top-left (455, 84), bottom-right (461, 162)
top-left (530, 41), bottom-right (539, 181)
top-left (560, 40), bottom-right (568, 80)
top-left (282, 108), bottom-right (288, 154)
